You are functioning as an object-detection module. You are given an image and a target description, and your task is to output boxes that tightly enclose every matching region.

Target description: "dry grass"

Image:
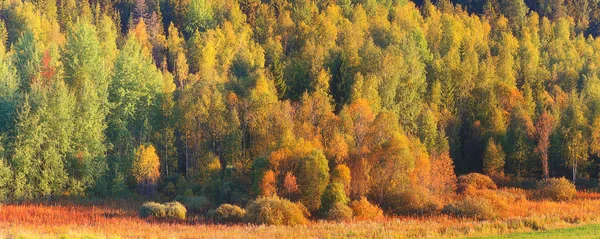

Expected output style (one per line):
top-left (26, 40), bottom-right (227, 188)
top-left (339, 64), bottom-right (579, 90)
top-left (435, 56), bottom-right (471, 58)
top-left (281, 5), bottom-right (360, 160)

top-left (2, 192), bottom-right (600, 238)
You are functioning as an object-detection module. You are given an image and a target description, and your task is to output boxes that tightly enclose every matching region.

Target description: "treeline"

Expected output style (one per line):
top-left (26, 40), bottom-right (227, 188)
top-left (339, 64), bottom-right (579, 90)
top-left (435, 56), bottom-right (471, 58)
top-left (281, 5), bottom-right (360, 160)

top-left (0, 0), bottom-right (598, 213)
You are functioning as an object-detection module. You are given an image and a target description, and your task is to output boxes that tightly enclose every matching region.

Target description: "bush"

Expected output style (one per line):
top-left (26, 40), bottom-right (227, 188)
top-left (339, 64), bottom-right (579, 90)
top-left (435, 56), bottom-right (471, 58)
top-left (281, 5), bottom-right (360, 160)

top-left (175, 195), bottom-right (212, 214)
top-left (350, 197), bottom-right (384, 221)
top-left (442, 197), bottom-right (497, 220)
top-left (320, 183), bottom-right (349, 213)
top-left (140, 201), bottom-right (186, 220)
top-left (326, 202), bottom-right (353, 222)
top-left (140, 202), bottom-right (166, 219)
top-left (164, 202), bottom-right (187, 220)
top-left (536, 178), bottom-right (577, 201)
top-left (245, 196), bottom-right (308, 226)
top-left (382, 187), bottom-right (441, 215)
top-left (215, 204), bottom-right (246, 223)
top-left (457, 173), bottom-right (497, 194)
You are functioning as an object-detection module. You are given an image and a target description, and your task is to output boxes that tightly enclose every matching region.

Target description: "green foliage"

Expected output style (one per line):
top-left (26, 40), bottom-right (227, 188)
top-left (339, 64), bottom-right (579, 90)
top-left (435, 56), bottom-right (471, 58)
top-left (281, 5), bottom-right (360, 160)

top-left (183, 0), bottom-right (214, 35)
top-left (320, 183), bottom-right (349, 213)
top-left (536, 178), bottom-right (577, 201)
top-left (244, 196), bottom-right (308, 226)
top-left (297, 150), bottom-right (330, 212)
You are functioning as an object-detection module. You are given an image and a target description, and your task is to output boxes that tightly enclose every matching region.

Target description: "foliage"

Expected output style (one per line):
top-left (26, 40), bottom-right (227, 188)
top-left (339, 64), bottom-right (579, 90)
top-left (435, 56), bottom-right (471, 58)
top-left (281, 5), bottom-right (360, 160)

top-left (320, 183), bottom-right (349, 213)
top-left (536, 178), bottom-right (577, 201)
top-left (132, 144), bottom-right (160, 185)
top-left (297, 150), bottom-right (329, 211)
top-left (174, 195), bottom-right (212, 214)
top-left (244, 196), bottom-right (308, 226)
top-left (214, 204), bottom-right (246, 223)
top-left (164, 202), bottom-right (187, 220)
top-left (457, 173), bottom-right (498, 194)
top-left (326, 202), bottom-right (353, 222)
top-left (483, 139), bottom-right (506, 176)
top-left (140, 201), bottom-right (186, 221)
top-left (140, 202), bottom-right (166, 218)
top-left (349, 197), bottom-right (384, 221)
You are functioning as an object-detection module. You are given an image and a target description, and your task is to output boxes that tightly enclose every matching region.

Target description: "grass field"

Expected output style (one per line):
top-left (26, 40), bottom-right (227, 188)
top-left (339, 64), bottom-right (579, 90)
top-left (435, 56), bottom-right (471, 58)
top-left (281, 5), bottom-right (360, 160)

top-left (471, 223), bottom-right (600, 239)
top-left (2, 192), bottom-right (600, 238)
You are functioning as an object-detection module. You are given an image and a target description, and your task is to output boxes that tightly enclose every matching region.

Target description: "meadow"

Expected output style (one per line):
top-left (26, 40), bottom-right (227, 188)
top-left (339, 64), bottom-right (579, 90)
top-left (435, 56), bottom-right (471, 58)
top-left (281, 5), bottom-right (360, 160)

top-left (3, 191), bottom-right (600, 239)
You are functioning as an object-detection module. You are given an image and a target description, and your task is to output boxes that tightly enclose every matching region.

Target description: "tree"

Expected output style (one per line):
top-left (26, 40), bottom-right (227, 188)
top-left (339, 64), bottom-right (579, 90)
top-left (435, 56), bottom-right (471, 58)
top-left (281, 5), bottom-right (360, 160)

top-left (0, 136), bottom-right (11, 200)
top-left (320, 183), bottom-right (349, 213)
top-left (0, 24), bottom-right (19, 132)
top-left (500, 0), bottom-right (529, 31)
top-left (62, 20), bottom-right (109, 193)
top-left (483, 139), bottom-right (506, 176)
top-left (536, 111), bottom-right (554, 179)
top-left (506, 105), bottom-right (535, 177)
top-left (560, 94), bottom-right (589, 183)
top-left (183, 0), bottom-right (214, 35)
top-left (132, 144), bottom-right (160, 194)
top-left (108, 34), bottom-right (163, 186)
top-left (297, 150), bottom-right (330, 211)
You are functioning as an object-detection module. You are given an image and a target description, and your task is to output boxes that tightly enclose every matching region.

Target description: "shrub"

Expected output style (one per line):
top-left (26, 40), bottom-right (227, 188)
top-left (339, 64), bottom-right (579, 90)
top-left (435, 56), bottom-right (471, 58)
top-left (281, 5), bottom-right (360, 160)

top-left (175, 195), bottom-right (212, 214)
top-left (140, 201), bottom-right (186, 220)
top-left (326, 202), bottom-right (353, 222)
top-left (164, 202), bottom-right (187, 220)
top-left (215, 204), bottom-right (246, 223)
top-left (442, 197), bottom-right (497, 220)
top-left (457, 173), bottom-right (497, 194)
top-left (245, 196), bottom-right (308, 226)
top-left (320, 183), bottom-right (349, 213)
top-left (536, 178), bottom-right (577, 201)
top-left (382, 187), bottom-right (441, 215)
top-left (140, 202), bottom-right (166, 219)
top-left (350, 197), bottom-right (384, 221)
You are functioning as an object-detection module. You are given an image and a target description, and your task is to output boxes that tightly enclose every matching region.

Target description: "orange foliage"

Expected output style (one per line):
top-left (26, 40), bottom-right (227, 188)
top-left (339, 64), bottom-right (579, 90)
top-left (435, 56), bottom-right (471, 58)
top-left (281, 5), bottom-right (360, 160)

top-left (260, 170), bottom-right (277, 197)
top-left (282, 171), bottom-right (299, 199)
top-left (429, 153), bottom-right (457, 201)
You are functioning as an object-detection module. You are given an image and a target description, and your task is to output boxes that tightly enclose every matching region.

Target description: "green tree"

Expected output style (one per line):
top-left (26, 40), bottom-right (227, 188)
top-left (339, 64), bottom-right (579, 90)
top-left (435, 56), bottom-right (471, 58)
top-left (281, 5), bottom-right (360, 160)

top-left (183, 0), bottom-right (214, 35)
top-left (108, 34), bottom-right (163, 186)
top-left (62, 20), bottom-right (109, 194)
top-left (297, 150), bottom-right (330, 212)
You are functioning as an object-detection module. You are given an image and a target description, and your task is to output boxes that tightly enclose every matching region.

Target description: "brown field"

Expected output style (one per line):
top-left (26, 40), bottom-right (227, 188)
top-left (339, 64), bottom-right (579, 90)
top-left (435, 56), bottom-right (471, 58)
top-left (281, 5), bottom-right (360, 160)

top-left (2, 192), bottom-right (600, 238)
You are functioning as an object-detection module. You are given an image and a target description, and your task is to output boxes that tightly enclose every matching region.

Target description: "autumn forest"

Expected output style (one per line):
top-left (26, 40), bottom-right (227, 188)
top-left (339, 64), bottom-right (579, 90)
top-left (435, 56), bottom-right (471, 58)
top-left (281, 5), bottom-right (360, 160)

top-left (2, 0), bottom-right (600, 237)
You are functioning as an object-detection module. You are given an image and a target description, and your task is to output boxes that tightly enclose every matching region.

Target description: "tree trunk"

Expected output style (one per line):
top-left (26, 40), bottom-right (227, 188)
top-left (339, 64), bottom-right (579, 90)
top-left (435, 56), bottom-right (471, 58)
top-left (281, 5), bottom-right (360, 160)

top-left (572, 161), bottom-right (577, 184)
top-left (541, 152), bottom-right (549, 179)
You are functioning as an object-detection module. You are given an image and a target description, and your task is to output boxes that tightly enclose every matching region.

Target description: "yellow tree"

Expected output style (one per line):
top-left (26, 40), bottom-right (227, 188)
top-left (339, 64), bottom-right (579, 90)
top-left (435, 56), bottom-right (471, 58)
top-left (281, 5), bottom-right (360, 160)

top-left (132, 144), bottom-right (160, 194)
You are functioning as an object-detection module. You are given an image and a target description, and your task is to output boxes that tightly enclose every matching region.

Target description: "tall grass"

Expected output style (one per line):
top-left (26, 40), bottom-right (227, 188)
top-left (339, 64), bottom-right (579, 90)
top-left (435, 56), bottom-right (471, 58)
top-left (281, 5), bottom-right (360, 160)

top-left (2, 192), bottom-right (600, 238)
